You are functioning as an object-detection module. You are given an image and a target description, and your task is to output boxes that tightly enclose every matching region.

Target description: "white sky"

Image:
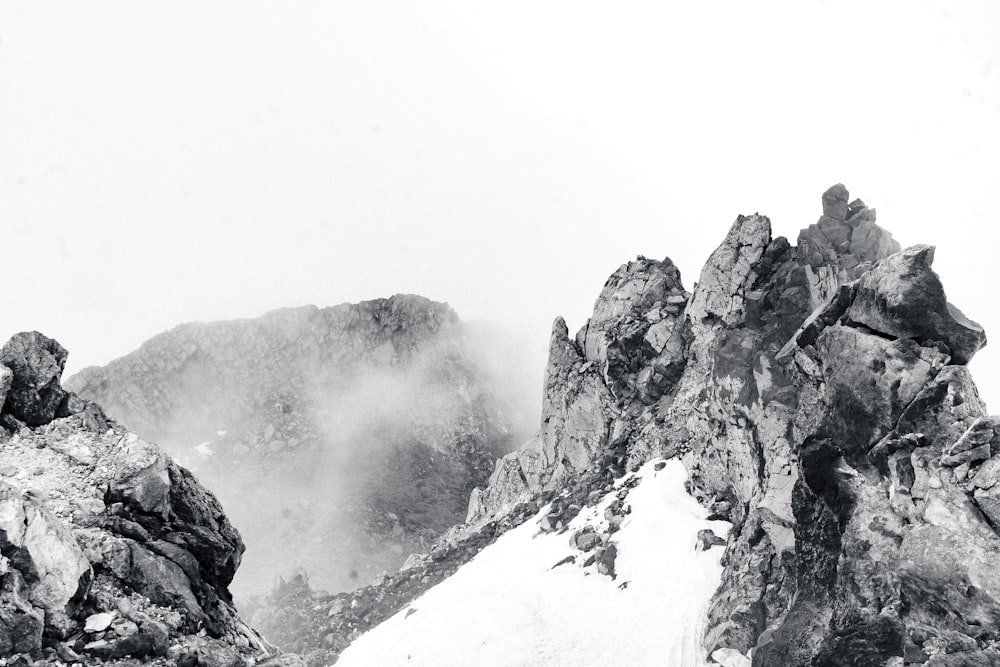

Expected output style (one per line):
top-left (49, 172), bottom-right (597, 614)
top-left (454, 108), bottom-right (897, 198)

top-left (2, 1), bottom-right (998, 407)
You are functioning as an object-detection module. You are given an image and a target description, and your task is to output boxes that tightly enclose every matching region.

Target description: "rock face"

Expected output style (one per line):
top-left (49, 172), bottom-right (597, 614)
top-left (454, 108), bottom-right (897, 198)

top-left (460, 185), bottom-right (997, 666)
top-left (0, 332), bottom-right (298, 665)
top-left (66, 295), bottom-right (518, 597)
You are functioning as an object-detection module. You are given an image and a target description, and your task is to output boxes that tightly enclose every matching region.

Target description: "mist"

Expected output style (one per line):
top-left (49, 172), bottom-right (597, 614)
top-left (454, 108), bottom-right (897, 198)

top-left (67, 300), bottom-right (544, 599)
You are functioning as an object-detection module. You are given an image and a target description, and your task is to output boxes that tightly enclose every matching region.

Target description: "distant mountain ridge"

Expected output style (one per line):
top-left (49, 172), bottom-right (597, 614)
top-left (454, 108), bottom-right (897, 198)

top-left (66, 294), bottom-right (519, 597)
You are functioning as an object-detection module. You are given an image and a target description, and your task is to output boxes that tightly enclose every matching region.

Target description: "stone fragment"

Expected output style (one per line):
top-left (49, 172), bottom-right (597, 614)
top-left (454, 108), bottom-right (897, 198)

top-left (574, 532), bottom-right (601, 552)
top-left (711, 647), bottom-right (751, 667)
top-left (696, 529), bottom-right (727, 551)
top-left (84, 611), bottom-right (117, 633)
top-left (596, 544), bottom-right (617, 578)
top-left (0, 571), bottom-right (44, 654)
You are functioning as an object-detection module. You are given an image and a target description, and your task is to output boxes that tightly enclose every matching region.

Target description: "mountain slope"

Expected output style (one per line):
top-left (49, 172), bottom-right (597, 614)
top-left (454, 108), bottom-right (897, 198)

top-left (66, 295), bottom-right (519, 597)
top-left (281, 185), bottom-right (998, 666)
top-left (339, 459), bottom-right (729, 666)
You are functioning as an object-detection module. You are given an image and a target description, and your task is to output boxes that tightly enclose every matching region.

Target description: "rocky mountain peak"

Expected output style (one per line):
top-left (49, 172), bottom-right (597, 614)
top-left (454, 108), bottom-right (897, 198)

top-left (428, 185), bottom-right (998, 666)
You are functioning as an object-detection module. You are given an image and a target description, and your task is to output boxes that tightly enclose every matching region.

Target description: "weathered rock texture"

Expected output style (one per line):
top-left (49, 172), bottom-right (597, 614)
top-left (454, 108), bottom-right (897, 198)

top-left (0, 332), bottom-right (300, 665)
top-left (66, 295), bottom-right (517, 598)
top-left (461, 185), bottom-right (997, 665)
top-left (226, 186), bottom-right (998, 665)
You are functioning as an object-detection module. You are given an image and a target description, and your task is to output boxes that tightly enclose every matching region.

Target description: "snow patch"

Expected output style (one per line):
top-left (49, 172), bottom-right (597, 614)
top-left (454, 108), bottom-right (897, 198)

top-left (337, 459), bottom-right (730, 666)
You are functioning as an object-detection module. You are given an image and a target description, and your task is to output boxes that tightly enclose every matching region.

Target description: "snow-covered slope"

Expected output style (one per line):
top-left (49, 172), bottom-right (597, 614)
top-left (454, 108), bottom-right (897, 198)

top-left (338, 459), bottom-right (732, 667)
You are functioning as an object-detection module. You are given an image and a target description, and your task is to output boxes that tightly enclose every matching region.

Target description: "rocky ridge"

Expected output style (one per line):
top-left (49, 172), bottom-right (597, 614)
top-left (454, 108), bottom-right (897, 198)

top-left (0, 332), bottom-right (300, 665)
top-left (66, 295), bottom-right (517, 596)
top-left (471, 185), bottom-right (996, 665)
top-left (266, 185), bottom-right (998, 666)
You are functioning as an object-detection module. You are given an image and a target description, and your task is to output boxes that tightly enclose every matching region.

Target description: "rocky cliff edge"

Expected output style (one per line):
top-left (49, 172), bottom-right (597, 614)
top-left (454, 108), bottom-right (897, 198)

top-left (0, 332), bottom-right (300, 665)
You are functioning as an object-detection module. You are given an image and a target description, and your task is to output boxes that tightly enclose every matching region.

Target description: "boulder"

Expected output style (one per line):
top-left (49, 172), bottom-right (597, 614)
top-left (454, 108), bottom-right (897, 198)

top-left (712, 647), bottom-right (751, 667)
top-left (0, 481), bottom-right (91, 625)
top-left (846, 245), bottom-right (987, 365)
top-left (0, 331), bottom-right (69, 425)
top-left (821, 183), bottom-right (849, 221)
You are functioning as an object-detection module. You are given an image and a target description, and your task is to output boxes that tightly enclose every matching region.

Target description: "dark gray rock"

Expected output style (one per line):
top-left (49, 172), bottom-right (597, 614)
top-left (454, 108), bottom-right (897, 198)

top-left (0, 331), bottom-right (68, 425)
top-left (846, 245), bottom-right (987, 365)
top-left (696, 528), bottom-right (726, 551)
top-left (821, 183), bottom-right (850, 221)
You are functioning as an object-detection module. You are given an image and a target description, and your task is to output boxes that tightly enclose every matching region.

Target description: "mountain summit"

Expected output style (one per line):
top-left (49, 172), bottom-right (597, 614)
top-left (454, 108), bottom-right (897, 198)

top-left (286, 185), bottom-right (996, 666)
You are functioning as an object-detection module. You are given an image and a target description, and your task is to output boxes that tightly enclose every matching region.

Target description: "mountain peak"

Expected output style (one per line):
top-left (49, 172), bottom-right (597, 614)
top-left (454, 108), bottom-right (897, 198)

top-left (317, 185), bottom-right (999, 666)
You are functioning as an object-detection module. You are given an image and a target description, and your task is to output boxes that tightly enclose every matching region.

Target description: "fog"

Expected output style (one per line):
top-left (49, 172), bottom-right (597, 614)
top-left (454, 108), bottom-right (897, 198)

top-left (2, 1), bottom-right (996, 410)
top-left (67, 302), bottom-right (540, 598)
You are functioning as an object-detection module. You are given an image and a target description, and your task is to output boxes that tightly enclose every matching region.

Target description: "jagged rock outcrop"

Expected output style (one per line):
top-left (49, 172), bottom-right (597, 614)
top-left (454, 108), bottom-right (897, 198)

top-left (460, 185), bottom-right (998, 665)
top-left (66, 295), bottom-right (518, 597)
top-left (467, 257), bottom-right (688, 524)
top-left (0, 332), bottom-right (301, 665)
top-left (797, 183), bottom-right (900, 276)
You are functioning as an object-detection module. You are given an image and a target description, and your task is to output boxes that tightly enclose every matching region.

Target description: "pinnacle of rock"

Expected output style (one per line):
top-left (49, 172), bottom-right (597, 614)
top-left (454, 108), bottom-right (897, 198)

top-left (821, 183), bottom-right (849, 221)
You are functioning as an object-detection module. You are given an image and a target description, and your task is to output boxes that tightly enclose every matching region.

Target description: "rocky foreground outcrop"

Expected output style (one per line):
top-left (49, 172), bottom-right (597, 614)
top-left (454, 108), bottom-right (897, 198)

top-left (0, 332), bottom-right (300, 665)
top-left (66, 295), bottom-right (518, 597)
top-left (280, 185), bottom-right (998, 666)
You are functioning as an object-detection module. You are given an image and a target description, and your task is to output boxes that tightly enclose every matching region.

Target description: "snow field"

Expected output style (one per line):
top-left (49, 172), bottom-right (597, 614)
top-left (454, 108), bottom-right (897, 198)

top-left (337, 459), bottom-right (730, 666)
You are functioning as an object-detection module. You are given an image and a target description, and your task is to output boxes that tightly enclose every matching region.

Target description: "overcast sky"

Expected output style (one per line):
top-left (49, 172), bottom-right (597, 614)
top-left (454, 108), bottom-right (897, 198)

top-left (2, 1), bottom-right (998, 407)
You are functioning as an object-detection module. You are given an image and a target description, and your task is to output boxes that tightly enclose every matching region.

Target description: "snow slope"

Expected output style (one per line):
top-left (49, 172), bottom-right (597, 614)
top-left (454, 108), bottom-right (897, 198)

top-left (337, 459), bottom-right (732, 666)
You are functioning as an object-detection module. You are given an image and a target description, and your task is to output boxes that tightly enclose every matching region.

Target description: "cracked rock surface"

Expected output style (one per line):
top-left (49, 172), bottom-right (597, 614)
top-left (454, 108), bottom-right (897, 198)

top-left (0, 332), bottom-right (300, 666)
